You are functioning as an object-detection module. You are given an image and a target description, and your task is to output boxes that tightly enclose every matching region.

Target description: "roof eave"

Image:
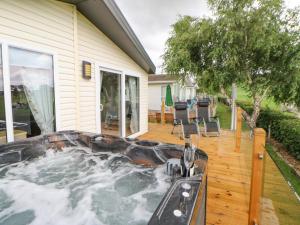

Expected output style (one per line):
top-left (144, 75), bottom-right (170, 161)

top-left (148, 80), bottom-right (176, 84)
top-left (60, 0), bottom-right (156, 74)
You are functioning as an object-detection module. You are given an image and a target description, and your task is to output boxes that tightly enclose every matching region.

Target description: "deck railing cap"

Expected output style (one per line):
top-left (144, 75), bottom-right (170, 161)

top-left (254, 128), bottom-right (266, 136)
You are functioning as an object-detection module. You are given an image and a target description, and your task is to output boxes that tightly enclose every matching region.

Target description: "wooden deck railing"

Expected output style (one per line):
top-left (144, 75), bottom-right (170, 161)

top-left (248, 128), bottom-right (266, 225)
top-left (235, 107), bottom-right (243, 152)
top-left (234, 106), bottom-right (267, 225)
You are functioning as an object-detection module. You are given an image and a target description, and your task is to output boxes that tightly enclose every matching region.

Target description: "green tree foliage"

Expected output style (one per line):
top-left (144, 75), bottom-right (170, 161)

top-left (163, 0), bottom-right (300, 128)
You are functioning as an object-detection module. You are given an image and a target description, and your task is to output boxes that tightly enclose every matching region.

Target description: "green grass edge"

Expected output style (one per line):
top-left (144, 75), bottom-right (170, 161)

top-left (266, 143), bottom-right (300, 197)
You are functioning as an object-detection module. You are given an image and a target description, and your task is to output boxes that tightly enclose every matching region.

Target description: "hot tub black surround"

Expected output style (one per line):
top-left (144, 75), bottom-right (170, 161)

top-left (0, 131), bottom-right (208, 225)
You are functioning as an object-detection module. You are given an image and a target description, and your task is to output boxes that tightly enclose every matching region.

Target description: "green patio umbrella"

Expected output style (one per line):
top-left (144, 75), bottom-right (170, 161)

top-left (165, 84), bottom-right (173, 106)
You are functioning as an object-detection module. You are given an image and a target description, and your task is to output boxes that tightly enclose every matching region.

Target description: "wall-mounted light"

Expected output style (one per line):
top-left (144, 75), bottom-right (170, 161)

top-left (82, 61), bottom-right (91, 79)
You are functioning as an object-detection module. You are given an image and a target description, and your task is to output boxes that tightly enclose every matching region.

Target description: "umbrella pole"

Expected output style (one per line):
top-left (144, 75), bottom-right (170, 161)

top-left (161, 98), bottom-right (166, 125)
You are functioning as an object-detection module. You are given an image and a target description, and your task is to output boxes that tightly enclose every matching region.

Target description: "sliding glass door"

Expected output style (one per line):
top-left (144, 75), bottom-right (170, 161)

top-left (0, 45), bottom-right (7, 144)
top-left (0, 44), bottom-right (56, 143)
top-left (100, 71), bottom-right (121, 136)
top-left (98, 70), bottom-right (140, 137)
top-left (125, 76), bottom-right (139, 136)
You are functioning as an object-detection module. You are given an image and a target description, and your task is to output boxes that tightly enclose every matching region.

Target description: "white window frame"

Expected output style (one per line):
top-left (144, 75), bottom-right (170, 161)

top-left (95, 62), bottom-right (141, 138)
top-left (0, 39), bottom-right (60, 143)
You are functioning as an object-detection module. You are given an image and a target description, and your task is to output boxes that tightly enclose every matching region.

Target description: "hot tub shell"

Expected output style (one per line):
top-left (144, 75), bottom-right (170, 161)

top-left (0, 131), bottom-right (208, 225)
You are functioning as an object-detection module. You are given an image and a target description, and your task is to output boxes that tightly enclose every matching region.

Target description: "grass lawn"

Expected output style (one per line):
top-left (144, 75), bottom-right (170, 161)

top-left (266, 144), bottom-right (300, 196)
top-left (263, 144), bottom-right (300, 224)
top-left (216, 102), bottom-right (249, 131)
top-left (237, 87), bottom-right (280, 111)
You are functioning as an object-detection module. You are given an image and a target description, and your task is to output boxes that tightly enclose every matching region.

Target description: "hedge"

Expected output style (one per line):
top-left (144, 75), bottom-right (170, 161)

top-left (237, 100), bottom-right (300, 160)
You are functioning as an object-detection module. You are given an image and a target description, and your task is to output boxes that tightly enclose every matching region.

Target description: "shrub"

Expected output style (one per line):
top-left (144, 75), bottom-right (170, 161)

top-left (217, 96), bottom-right (229, 105)
top-left (237, 100), bottom-right (300, 160)
top-left (236, 100), bottom-right (253, 113)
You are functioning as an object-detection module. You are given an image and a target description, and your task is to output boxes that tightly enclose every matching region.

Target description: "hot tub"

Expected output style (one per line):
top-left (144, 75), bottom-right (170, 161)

top-left (0, 131), bottom-right (208, 225)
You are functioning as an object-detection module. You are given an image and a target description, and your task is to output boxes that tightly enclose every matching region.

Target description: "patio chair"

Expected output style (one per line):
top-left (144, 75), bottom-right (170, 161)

top-left (201, 97), bottom-right (211, 104)
top-left (200, 97), bottom-right (216, 117)
top-left (171, 102), bottom-right (200, 139)
top-left (196, 100), bottom-right (220, 136)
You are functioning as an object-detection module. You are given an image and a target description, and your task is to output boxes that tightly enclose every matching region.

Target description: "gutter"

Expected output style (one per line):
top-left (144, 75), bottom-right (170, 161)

top-left (149, 81), bottom-right (177, 84)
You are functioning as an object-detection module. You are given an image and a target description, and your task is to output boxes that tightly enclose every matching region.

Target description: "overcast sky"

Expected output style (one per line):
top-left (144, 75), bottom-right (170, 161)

top-left (115, 0), bottom-right (300, 73)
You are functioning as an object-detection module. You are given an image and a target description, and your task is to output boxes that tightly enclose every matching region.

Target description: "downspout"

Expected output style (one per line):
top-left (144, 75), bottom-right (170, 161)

top-left (73, 5), bottom-right (80, 130)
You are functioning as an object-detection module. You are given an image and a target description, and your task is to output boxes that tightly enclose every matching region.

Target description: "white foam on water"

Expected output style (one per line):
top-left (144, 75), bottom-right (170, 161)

top-left (0, 147), bottom-right (171, 225)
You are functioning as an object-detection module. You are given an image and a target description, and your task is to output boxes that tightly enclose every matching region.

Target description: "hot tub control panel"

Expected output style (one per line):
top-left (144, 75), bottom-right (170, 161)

top-left (148, 177), bottom-right (206, 225)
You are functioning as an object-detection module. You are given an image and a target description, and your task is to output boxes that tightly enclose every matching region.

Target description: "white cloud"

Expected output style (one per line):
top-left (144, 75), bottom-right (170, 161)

top-left (285, 0), bottom-right (300, 8)
top-left (115, 0), bottom-right (210, 73)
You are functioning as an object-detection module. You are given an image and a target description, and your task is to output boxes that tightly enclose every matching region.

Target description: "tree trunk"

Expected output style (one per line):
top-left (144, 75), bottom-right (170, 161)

top-left (219, 85), bottom-right (232, 105)
top-left (249, 95), bottom-right (261, 129)
top-left (237, 94), bottom-right (262, 130)
top-left (218, 86), bottom-right (263, 130)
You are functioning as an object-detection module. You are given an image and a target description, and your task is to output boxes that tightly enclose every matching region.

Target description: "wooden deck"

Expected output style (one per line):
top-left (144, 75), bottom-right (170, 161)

top-left (140, 123), bottom-right (253, 225)
top-left (140, 123), bottom-right (300, 225)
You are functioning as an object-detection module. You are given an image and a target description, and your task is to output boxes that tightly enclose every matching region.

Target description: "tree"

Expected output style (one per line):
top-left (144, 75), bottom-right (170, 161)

top-left (163, 0), bottom-right (300, 129)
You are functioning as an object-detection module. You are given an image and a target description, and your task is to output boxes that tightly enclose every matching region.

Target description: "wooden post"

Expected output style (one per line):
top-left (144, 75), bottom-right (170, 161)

top-left (161, 99), bottom-right (166, 125)
top-left (235, 107), bottom-right (242, 152)
top-left (248, 128), bottom-right (266, 225)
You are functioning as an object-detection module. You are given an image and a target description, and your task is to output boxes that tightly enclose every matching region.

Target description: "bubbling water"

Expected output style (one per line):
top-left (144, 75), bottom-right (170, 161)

top-left (0, 147), bottom-right (171, 225)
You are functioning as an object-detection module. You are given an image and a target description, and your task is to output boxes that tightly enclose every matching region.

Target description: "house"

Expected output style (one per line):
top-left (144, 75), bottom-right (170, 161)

top-left (148, 74), bottom-right (197, 111)
top-left (0, 0), bottom-right (155, 144)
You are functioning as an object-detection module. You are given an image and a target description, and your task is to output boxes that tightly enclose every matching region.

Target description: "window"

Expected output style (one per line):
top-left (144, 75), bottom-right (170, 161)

top-left (161, 85), bottom-right (167, 101)
top-left (0, 45), bottom-right (7, 144)
top-left (173, 84), bottom-right (180, 102)
top-left (180, 87), bottom-right (186, 101)
top-left (186, 87), bottom-right (193, 100)
top-left (9, 47), bottom-right (55, 140)
top-left (0, 43), bottom-right (56, 143)
top-left (125, 76), bottom-right (139, 136)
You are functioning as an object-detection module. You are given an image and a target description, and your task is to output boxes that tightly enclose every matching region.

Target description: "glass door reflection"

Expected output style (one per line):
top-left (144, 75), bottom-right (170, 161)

top-left (100, 71), bottom-right (121, 136)
top-left (125, 76), bottom-right (139, 136)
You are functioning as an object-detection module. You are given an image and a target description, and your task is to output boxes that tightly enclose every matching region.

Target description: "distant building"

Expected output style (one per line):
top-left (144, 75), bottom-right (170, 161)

top-left (148, 74), bottom-right (197, 111)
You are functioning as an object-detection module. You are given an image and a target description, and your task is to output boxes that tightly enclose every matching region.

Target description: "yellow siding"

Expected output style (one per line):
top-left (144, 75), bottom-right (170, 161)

top-left (0, 0), bottom-right (149, 135)
top-left (77, 12), bottom-right (148, 134)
